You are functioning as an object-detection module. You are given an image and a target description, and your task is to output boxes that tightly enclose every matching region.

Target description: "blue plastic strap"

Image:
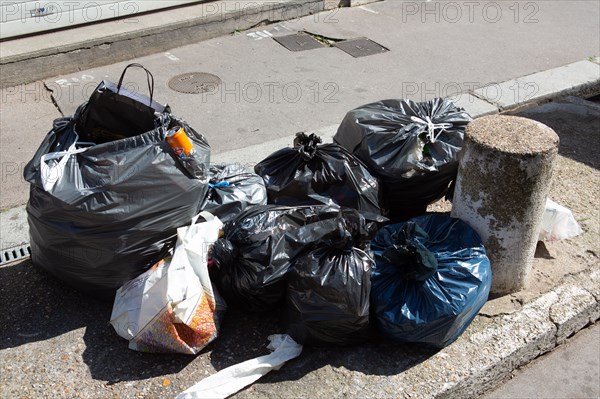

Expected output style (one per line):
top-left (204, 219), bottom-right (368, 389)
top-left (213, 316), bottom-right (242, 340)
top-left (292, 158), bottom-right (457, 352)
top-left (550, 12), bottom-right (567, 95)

top-left (208, 181), bottom-right (231, 189)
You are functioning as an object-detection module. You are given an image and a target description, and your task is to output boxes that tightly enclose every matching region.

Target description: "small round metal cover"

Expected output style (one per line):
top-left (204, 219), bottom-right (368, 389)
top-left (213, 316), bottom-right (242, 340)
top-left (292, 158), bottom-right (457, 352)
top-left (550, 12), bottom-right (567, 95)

top-left (168, 72), bottom-right (221, 94)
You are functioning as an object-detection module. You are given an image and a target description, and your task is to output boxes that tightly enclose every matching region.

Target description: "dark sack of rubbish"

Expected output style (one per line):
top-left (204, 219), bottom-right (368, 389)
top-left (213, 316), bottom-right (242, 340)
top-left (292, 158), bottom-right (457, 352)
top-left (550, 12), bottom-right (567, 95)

top-left (255, 133), bottom-right (381, 214)
top-left (334, 98), bottom-right (472, 220)
top-left (284, 209), bottom-right (378, 346)
top-left (24, 64), bottom-right (211, 300)
top-left (200, 164), bottom-right (267, 222)
top-left (370, 214), bottom-right (491, 348)
top-left (211, 205), bottom-right (356, 312)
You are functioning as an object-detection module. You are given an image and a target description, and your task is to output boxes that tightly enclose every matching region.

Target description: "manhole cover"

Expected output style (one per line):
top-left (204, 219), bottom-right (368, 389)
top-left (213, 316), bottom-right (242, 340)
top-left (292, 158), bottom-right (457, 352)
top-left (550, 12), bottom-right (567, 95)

top-left (273, 32), bottom-right (326, 52)
top-left (334, 38), bottom-right (389, 58)
top-left (168, 72), bottom-right (221, 94)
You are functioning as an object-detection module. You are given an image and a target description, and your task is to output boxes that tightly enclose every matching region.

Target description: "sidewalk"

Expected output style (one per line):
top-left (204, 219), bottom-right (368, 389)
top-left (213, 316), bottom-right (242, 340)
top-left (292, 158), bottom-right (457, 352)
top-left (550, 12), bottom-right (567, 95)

top-left (0, 0), bottom-right (348, 86)
top-left (0, 1), bottom-right (599, 398)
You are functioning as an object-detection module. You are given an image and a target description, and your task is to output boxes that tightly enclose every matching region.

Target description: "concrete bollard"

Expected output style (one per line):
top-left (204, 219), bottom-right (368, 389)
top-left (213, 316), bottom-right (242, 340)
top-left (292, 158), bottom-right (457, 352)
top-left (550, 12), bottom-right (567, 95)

top-left (451, 115), bottom-right (560, 295)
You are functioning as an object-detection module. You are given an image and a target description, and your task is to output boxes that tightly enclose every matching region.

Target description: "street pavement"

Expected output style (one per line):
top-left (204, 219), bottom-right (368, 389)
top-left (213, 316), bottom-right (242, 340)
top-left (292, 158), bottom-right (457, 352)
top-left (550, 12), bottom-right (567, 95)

top-left (0, 1), bottom-right (599, 398)
top-left (483, 323), bottom-right (600, 399)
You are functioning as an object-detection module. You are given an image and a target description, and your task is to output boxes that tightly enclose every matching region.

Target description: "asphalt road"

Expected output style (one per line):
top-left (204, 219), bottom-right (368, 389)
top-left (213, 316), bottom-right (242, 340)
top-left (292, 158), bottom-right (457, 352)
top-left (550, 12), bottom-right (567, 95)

top-left (483, 323), bottom-right (600, 399)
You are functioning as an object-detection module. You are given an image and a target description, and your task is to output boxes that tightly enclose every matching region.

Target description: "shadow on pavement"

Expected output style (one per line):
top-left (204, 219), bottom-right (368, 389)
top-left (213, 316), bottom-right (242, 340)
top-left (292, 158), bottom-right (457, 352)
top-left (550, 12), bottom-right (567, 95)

top-left (510, 96), bottom-right (600, 171)
top-left (81, 323), bottom-right (194, 384)
top-left (259, 338), bottom-right (435, 384)
top-left (0, 260), bottom-right (194, 382)
top-left (207, 306), bottom-right (436, 385)
top-left (0, 260), bottom-right (102, 350)
top-left (0, 259), bottom-right (432, 386)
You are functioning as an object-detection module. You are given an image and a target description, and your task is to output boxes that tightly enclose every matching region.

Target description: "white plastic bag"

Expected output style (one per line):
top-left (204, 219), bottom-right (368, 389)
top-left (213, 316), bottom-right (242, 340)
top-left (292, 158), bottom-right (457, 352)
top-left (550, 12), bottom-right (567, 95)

top-left (176, 334), bottom-right (303, 399)
top-left (110, 212), bottom-right (225, 354)
top-left (538, 198), bottom-right (582, 242)
top-left (40, 142), bottom-right (87, 192)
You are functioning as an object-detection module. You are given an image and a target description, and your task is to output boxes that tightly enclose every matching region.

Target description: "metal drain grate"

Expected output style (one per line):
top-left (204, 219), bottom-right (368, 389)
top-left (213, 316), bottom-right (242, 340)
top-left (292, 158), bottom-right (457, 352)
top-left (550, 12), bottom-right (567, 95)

top-left (168, 72), bottom-right (222, 94)
top-left (1, 244), bottom-right (31, 265)
top-left (334, 38), bottom-right (389, 58)
top-left (273, 32), bottom-right (326, 52)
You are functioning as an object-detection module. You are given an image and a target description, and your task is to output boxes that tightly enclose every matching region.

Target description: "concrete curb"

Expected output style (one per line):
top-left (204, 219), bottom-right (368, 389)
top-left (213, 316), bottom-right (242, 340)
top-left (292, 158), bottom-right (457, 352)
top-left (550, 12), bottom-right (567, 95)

top-left (472, 59), bottom-right (600, 112)
top-left (0, 0), bottom-right (381, 87)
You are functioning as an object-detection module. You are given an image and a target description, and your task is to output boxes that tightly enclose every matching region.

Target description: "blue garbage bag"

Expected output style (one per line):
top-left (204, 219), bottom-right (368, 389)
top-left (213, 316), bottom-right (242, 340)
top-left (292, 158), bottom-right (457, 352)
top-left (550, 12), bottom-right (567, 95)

top-left (370, 214), bottom-right (491, 348)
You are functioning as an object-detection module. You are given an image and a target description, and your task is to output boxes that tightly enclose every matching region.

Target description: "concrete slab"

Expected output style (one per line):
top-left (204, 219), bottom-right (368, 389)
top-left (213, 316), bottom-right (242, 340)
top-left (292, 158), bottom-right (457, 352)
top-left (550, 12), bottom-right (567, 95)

top-left (550, 285), bottom-right (599, 344)
top-left (474, 60), bottom-right (600, 110)
top-left (296, 0), bottom-right (600, 85)
top-left (0, 84), bottom-right (61, 209)
top-left (212, 124), bottom-right (338, 167)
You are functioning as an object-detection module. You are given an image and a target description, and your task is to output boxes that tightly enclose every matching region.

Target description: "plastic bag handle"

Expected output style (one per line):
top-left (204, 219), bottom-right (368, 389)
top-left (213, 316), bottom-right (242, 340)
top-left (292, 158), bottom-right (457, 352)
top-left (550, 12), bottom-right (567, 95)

top-left (191, 211), bottom-right (215, 226)
top-left (40, 144), bottom-right (88, 192)
top-left (116, 63), bottom-right (154, 106)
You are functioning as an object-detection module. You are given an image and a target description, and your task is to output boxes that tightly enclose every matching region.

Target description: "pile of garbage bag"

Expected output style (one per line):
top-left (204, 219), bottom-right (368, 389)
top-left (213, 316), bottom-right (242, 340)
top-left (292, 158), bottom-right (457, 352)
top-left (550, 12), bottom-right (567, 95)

top-left (210, 205), bottom-right (384, 315)
top-left (210, 205), bottom-right (316, 312)
top-left (334, 98), bottom-right (472, 220)
top-left (24, 65), bottom-right (495, 383)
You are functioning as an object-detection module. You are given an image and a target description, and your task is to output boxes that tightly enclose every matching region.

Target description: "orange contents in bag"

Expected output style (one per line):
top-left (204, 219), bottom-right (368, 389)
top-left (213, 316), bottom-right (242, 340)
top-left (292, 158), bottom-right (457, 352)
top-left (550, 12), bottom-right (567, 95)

top-left (166, 127), bottom-right (195, 158)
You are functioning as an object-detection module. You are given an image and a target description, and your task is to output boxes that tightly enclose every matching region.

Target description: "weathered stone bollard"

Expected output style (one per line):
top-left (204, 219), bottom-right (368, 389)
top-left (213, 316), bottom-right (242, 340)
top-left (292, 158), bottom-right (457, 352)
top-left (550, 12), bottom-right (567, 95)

top-left (451, 115), bottom-right (560, 295)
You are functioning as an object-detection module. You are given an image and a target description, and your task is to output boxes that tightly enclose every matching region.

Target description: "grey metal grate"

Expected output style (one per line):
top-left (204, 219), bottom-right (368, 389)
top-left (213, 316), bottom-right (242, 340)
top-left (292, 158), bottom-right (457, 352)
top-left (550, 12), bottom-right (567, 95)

top-left (1, 244), bottom-right (31, 265)
top-left (333, 38), bottom-right (389, 58)
top-left (273, 32), bottom-right (326, 52)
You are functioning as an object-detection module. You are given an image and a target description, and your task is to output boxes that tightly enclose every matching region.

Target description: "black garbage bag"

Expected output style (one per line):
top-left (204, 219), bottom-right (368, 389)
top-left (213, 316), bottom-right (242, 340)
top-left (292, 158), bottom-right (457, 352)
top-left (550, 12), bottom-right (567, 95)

top-left (211, 205), bottom-right (380, 312)
top-left (201, 164), bottom-right (267, 222)
top-left (254, 133), bottom-right (381, 214)
top-left (370, 214), bottom-right (491, 348)
top-left (24, 65), bottom-right (210, 301)
top-left (284, 209), bottom-right (377, 346)
top-left (334, 98), bottom-right (472, 220)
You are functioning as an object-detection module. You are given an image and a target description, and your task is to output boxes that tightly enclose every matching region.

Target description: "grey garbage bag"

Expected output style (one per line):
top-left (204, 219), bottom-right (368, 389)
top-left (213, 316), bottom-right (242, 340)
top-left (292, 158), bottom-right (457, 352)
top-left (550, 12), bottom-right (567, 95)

top-left (201, 164), bottom-right (267, 223)
top-left (24, 68), bottom-right (211, 301)
top-left (334, 98), bottom-right (472, 221)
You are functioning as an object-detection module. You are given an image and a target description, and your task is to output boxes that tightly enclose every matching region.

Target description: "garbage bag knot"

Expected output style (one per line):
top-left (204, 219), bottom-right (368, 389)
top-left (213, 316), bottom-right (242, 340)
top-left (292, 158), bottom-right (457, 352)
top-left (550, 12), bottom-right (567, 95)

top-left (383, 222), bottom-right (438, 281)
top-left (294, 132), bottom-right (322, 161)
